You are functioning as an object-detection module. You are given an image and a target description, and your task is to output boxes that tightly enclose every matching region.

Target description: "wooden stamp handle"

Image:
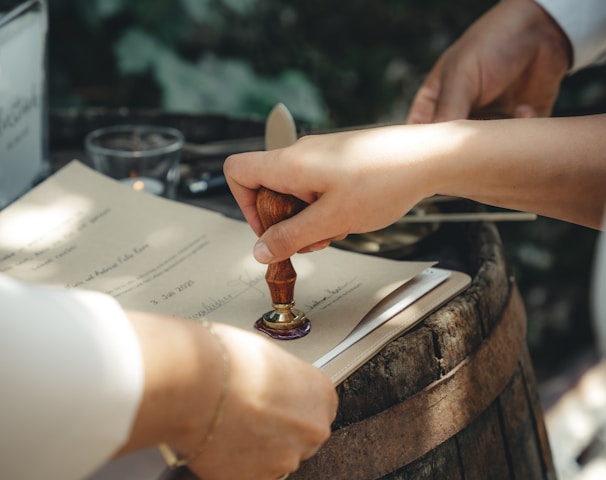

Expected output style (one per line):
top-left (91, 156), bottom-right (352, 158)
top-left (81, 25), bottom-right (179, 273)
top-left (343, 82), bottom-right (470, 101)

top-left (256, 187), bottom-right (307, 305)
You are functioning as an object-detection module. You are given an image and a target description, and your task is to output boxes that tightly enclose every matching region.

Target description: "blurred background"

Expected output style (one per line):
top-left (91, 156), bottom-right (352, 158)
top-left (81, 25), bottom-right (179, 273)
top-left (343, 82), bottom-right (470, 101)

top-left (46, 0), bottom-right (606, 382)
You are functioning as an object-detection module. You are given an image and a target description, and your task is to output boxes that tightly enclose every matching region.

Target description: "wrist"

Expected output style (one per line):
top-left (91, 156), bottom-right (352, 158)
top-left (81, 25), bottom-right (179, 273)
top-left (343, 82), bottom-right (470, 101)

top-left (408, 121), bottom-right (474, 200)
top-left (119, 314), bottom-right (225, 457)
top-left (167, 321), bottom-right (227, 456)
top-left (160, 321), bottom-right (230, 468)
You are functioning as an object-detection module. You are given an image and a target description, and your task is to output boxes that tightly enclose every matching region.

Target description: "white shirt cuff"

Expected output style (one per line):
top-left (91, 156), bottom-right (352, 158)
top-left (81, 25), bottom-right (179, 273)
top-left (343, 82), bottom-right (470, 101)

top-left (534, 0), bottom-right (606, 72)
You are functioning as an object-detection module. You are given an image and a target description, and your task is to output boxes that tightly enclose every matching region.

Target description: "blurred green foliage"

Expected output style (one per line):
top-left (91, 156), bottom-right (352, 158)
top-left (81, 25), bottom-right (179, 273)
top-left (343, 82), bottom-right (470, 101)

top-left (48, 0), bottom-right (606, 126)
top-left (500, 219), bottom-right (599, 380)
top-left (49, 0), bottom-right (326, 123)
top-left (47, 0), bottom-right (605, 379)
top-left (48, 0), bottom-right (500, 126)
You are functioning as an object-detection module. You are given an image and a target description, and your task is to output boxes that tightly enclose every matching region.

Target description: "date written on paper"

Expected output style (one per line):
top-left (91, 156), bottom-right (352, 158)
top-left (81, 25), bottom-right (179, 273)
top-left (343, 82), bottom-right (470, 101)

top-left (149, 279), bottom-right (196, 305)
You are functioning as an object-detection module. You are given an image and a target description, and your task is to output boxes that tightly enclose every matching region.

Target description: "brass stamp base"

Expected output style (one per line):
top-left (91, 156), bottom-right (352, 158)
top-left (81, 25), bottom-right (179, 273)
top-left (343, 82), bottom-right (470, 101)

top-left (254, 302), bottom-right (311, 340)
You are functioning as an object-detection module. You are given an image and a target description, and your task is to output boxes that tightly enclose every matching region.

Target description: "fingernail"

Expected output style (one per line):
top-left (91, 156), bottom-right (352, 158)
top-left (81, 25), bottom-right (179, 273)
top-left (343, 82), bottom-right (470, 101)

top-left (254, 240), bottom-right (274, 263)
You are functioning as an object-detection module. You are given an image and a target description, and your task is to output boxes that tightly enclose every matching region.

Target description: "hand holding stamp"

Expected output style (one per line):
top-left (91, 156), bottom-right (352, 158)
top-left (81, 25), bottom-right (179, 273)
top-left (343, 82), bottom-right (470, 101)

top-left (254, 187), bottom-right (311, 339)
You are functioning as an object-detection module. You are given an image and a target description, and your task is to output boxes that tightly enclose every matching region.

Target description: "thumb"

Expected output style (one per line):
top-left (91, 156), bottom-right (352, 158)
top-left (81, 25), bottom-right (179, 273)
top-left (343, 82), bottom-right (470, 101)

top-left (252, 200), bottom-right (346, 264)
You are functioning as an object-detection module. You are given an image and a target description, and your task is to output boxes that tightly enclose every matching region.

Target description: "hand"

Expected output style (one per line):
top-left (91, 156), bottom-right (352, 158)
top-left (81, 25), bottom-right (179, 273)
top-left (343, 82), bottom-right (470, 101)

top-left (407, 0), bottom-right (571, 123)
top-left (226, 115), bottom-right (606, 267)
top-left (120, 313), bottom-right (337, 480)
top-left (224, 124), bottom-right (445, 263)
top-left (188, 324), bottom-right (338, 480)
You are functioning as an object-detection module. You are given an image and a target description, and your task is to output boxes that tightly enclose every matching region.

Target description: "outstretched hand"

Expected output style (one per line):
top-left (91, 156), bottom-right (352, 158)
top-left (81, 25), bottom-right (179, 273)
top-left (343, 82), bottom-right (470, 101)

top-left (407, 0), bottom-right (571, 123)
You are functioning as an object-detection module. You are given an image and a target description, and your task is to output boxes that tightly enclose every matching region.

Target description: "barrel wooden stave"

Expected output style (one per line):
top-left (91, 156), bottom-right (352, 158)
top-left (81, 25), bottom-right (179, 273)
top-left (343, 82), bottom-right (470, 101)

top-left (457, 400), bottom-right (512, 479)
top-left (381, 351), bottom-right (555, 480)
top-left (507, 347), bottom-right (556, 480)
top-left (381, 437), bottom-right (463, 480)
top-left (499, 359), bottom-right (547, 479)
top-left (334, 327), bottom-right (441, 429)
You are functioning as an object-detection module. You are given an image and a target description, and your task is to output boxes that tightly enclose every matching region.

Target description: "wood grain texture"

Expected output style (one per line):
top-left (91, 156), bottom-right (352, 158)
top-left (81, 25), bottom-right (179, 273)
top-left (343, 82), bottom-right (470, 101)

top-left (256, 187), bottom-right (307, 305)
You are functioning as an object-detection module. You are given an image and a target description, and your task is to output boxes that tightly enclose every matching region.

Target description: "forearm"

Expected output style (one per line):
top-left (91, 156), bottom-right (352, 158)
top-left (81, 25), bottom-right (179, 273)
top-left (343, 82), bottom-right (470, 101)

top-left (433, 115), bottom-right (606, 228)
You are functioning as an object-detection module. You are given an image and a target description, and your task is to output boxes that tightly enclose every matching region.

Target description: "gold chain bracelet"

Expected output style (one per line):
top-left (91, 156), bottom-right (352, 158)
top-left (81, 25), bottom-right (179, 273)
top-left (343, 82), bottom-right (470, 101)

top-left (158, 320), bottom-right (231, 468)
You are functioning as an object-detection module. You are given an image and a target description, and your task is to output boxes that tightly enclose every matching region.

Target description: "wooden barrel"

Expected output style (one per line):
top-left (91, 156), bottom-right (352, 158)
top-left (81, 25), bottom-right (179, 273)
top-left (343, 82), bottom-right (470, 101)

top-left (291, 221), bottom-right (556, 480)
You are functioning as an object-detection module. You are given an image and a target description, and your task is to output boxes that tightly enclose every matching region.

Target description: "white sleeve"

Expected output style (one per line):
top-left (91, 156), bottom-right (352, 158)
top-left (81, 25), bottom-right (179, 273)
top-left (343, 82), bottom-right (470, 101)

top-left (0, 275), bottom-right (144, 480)
top-left (534, 0), bottom-right (606, 72)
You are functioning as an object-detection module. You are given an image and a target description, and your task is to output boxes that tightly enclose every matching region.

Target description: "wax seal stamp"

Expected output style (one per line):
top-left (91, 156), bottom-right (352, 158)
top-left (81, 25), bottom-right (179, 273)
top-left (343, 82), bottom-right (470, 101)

top-left (254, 187), bottom-right (311, 340)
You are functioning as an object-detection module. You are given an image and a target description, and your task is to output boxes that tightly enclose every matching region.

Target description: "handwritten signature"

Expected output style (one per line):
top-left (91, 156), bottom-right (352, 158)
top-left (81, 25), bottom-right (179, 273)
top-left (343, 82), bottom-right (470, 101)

top-left (305, 279), bottom-right (362, 312)
top-left (188, 271), bottom-right (265, 320)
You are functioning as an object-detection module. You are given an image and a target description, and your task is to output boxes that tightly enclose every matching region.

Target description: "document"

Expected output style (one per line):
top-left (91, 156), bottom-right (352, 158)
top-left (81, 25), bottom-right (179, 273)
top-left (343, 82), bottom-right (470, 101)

top-left (0, 161), bottom-right (468, 370)
top-left (0, 161), bottom-right (471, 480)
